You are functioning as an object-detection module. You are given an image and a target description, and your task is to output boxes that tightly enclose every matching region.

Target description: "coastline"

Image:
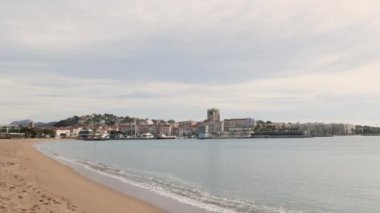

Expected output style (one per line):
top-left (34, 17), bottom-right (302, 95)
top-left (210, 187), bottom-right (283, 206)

top-left (0, 139), bottom-right (163, 213)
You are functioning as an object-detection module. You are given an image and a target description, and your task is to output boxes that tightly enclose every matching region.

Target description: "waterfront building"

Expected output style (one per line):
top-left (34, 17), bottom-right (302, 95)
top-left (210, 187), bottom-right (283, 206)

top-left (197, 108), bottom-right (224, 139)
top-left (174, 121), bottom-right (199, 138)
top-left (136, 124), bottom-right (173, 137)
top-left (288, 123), bottom-right (356, 137)
top-left (198, 121), bottom-right (225, 139)
top-left (199, 108), bottom-right (258, 139)
top-left (159, 125), bottom-right (173, 136)
top-left (174, 126), bottom-right (195, 138)
top-left (224, 118), bottom-right (255, 131)
top-left (79, 128), bottom-right (93, 139)
top-left (0, 125), bottom-right (25, 139)
top-left (55, 128), bottom-right (71, 138)
top-left (66, 126), bottom-right (85, 138)
top-left (198, 125), bottom-right (209, 139)
top-left (119, 123), bottom-right (137, 137)
top-left (222, 118), bottom-right (255, 138)
top-left (177, 120), bottom-right (197, 127)
top-left (331, 123), bottom-right (356, 135)
top-left (0, 132), bottom-right (25, 139)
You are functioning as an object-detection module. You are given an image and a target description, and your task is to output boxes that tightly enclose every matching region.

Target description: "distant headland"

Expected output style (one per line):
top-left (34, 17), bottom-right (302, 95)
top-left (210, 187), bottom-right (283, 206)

top-left (1, 108), bottom-right (379, 140)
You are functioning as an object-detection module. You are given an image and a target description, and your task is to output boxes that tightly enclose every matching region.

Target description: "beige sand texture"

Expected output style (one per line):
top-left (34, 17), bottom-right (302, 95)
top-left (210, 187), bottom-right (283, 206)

top-left (0, 139), bottom-right (163, 213)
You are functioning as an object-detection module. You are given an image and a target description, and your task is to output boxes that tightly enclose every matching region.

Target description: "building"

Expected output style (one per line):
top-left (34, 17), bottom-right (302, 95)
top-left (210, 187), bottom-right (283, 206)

top-left (119, 123), bottom-right (137, 137)
top-left (288, 123), bottom-right (356, 137)
top-left (198, 108), bottom-right (257, 139)
top-left (177, 120), bottom-right (197, 127)
top-left (0, 125), bottom-right (25, 139)
top-left (79, 128), bottom-right (92, 139)
top-left (224, 118), bottom-right (255, 131)
top-left (198, 125), bottom-right (209, 139)
top-left (207, 108), bottom-right (220, 122)
top-left (136, 124), bottom-right (173, 136)
top-left (138, 119), bottom-right (154, 125)
top-left (173, 121), bottom-right (199, 138)
top-left (198, 108), bottom-right (224, 139)
top-left (70, 126), bottom-right (84, 138)
top-left (159, 125), bottom-right (173, 136)
top-left (175, 126), bottom-right (197, 138)
top-left (332, 123), bottom-right (356, 135)
top-left (55, 128), bottom-right (71, 138)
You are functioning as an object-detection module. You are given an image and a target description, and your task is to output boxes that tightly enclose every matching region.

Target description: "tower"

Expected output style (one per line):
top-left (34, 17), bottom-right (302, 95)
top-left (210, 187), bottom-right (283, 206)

top-left (207, 108), bottom-right (220, 122)
top-left (29, 121), bottom-right (35, 128)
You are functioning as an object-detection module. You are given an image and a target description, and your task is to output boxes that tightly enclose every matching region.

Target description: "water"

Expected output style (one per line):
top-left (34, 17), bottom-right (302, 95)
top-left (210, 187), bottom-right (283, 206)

top-left (35, 136), bottom-right (380, 213)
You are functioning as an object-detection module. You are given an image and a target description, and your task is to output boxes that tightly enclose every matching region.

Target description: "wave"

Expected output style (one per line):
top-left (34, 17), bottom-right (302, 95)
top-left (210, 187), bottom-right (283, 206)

top-left (35, 146), bottom-right (300, 213)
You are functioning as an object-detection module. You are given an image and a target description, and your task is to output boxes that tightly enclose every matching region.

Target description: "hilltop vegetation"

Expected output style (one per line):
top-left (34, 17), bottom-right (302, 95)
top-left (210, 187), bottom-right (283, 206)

top-left (53, 113), bottom-right (175, 128)
top-left (53, 114), bottom-right (139, 127)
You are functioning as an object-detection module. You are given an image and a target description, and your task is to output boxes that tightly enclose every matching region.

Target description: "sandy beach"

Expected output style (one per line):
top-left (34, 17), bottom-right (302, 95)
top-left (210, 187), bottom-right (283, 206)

top-left (0, 139), bottom-right (163, 213)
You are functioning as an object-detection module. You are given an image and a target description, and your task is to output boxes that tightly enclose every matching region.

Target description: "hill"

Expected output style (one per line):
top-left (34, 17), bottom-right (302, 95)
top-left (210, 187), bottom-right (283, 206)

top-left (53, 114), bottom-right (141, 127)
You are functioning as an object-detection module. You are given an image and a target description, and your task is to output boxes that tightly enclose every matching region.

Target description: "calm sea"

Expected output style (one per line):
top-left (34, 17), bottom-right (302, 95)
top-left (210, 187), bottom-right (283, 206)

top-left (35, 136), bottom-right (380, 213)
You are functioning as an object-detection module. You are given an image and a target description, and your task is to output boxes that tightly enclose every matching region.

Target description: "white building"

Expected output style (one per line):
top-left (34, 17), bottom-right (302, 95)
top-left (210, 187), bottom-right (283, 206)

top-left (55, 128), bottom-right (71, 138)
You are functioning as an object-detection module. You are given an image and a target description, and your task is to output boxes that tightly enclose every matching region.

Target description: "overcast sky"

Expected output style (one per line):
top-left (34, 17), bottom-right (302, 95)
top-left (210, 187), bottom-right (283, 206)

top-left (1, 0), bottom-right (380, 125)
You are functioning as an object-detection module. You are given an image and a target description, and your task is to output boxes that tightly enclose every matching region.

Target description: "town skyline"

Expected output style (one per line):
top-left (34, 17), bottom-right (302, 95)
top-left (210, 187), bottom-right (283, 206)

top-left (4, 108), bottom-right (372, 140)
top-left (4, 108), bottom-right (378, 128)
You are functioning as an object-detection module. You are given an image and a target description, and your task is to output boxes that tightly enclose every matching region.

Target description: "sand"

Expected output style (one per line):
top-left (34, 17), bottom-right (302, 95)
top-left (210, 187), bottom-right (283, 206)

top-left (0, 139), bottom-right (163, 213)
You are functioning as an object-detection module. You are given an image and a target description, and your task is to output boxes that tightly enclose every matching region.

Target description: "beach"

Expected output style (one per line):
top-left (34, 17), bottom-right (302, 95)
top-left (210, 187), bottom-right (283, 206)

top-left (0, 139), bottom-right (162, 213)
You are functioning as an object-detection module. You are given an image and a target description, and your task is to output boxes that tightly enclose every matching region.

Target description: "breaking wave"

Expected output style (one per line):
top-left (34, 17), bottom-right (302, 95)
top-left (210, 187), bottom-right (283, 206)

top-left (35, 145), bottom-right (300, 213)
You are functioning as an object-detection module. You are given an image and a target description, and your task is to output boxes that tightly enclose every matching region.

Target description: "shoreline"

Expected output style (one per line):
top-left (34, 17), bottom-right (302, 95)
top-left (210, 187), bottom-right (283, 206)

top-left (0, 139), bottom-right (163, 213)
top-left (35, 140), bottom-right (211, 213)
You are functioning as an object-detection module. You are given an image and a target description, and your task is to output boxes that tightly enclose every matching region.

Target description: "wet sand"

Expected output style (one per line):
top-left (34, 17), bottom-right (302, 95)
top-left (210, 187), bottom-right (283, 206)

top-left (0, 139), bottom-right (163, 213)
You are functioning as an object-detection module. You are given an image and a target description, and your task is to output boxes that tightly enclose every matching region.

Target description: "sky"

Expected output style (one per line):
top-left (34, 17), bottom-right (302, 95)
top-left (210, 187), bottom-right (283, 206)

top-left (1, 0), bottom-right (380, 125)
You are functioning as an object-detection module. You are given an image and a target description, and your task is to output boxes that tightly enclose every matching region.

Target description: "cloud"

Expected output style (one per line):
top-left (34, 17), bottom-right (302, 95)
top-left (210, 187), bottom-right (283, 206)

top-left (0, 0), bottom-right (380, 124)
top-left (1, 61), bottom-right (380, 124)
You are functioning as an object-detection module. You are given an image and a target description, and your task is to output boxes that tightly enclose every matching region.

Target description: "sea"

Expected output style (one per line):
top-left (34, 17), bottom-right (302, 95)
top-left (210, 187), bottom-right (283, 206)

top-left (34, 136), bottom-right (380, 213)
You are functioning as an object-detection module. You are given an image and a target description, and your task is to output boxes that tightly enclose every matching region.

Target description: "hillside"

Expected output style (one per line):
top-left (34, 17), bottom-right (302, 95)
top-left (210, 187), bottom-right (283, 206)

top-left (53, 114), bottom-right (141, 127)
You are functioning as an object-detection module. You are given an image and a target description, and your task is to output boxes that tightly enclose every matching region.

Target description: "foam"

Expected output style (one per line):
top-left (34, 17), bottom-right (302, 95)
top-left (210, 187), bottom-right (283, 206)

top-left (34, 144), bottom-right (300, 213)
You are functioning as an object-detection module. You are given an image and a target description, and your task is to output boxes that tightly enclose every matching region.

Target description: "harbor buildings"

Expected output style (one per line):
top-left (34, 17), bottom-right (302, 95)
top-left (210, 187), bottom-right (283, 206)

top-left (254, 122), bottom-right (356, 137)
top-left (4, 108), bottom-right (358, 140)
top-left (136, 124), bottom-right (173, 136)
top-left (198, 108), bottom-right (255, 139)
top-left (0, 125), bottom-right (25, 139)
top-left (173, 121), bottom-right (198, 138)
